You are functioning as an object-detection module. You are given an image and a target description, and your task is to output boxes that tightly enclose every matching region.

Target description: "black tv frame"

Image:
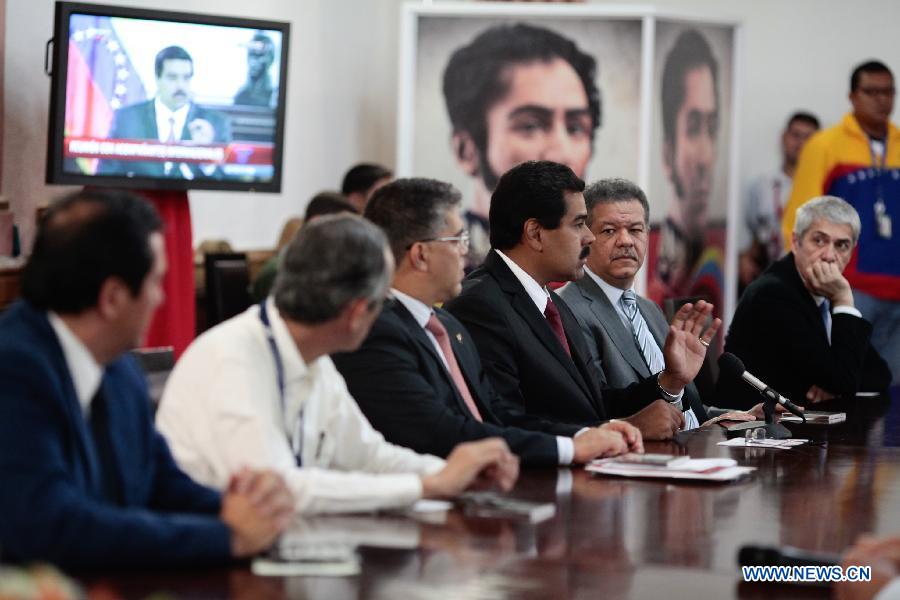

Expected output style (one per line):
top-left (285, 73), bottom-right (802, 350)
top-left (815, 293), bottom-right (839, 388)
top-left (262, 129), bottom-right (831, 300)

top-left (45, 1), bottom-right (291, 193)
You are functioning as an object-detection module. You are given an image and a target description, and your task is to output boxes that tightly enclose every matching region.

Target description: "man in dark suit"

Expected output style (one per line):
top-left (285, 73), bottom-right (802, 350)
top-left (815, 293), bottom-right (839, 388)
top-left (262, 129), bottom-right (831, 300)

top-left (718, 195), bottom-right (891, 410)
top-left (560, 178), bottom-right (724, 432)
top-left (97, 45), bottom-right (231, 179)
top-left (0, 189), bottom-right (292, 569)
top-left (333, 178), bottom-right (643, 466)
top-left (445, 161), bottom-right (720, 440)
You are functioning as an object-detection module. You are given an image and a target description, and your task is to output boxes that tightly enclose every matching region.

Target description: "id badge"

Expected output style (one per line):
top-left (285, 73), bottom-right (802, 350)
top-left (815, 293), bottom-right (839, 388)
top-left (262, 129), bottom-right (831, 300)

top-left (875, 200), bottom-right (892, 240)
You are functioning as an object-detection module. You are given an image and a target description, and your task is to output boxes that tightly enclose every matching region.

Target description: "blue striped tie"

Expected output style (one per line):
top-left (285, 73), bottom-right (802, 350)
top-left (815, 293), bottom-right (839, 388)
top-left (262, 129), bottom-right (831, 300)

top-left (620, 290), bottom-right (665, 376)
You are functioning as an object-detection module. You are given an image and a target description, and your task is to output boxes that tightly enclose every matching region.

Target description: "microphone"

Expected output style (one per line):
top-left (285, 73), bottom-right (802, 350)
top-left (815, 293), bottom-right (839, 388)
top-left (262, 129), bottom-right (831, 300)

top-left (719, 353), bottom-right (806, 422)
top-left (738, 544), bottom-right (839, 568)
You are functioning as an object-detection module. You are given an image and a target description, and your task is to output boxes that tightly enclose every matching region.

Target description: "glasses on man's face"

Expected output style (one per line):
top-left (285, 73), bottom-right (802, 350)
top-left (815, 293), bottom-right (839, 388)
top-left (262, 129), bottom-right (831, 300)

top-left (411, 232), bottom-right (470, 253)
top-left (858, 86), bottom-right (896, 99)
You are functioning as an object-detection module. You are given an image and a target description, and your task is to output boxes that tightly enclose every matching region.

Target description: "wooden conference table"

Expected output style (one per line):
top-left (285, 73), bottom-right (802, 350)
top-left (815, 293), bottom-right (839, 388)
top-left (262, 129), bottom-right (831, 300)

top-left (79, 392), bottom-right (900, 599)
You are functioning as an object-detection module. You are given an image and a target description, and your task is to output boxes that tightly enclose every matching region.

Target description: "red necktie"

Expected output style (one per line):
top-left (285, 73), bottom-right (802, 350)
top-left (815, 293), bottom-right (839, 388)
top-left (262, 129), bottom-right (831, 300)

top-left (544, 298), bottom-right (571, 357)
top-left (425, 314), bottom-right (483, 422)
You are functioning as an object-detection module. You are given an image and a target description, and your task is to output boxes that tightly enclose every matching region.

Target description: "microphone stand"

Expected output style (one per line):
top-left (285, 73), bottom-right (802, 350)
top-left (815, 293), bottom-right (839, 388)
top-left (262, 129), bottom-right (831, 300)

top-left (725, 388), bottom-right (793, 440)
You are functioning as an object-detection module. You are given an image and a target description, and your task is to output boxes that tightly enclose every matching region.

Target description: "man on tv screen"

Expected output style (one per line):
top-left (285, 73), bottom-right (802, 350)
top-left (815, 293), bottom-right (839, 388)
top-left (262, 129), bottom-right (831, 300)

top-left (97, 45), bottom-right (232, 179)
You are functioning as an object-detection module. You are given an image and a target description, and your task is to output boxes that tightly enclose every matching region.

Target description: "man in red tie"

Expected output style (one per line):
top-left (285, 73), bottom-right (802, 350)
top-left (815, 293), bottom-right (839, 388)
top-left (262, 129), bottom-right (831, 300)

top-left (444, 160), bottom-right (719, 440)
top-left (334, 178), bottom-right (643, 466)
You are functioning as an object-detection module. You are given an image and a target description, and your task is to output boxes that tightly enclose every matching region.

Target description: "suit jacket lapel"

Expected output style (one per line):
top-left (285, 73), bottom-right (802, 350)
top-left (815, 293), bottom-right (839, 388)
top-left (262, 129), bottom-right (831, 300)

top-left (143, 100), bottom-right (160, 140)
top-left (484, 251), bottom-right (593, 398)
top-left (391, 302), bottom-right (475, 418)
top-left (439, 311), bottom-right (500, 423)
top-left (576, 276), bottom-right (651, 377)
top-left (35, 308), bottom-right (105, 498)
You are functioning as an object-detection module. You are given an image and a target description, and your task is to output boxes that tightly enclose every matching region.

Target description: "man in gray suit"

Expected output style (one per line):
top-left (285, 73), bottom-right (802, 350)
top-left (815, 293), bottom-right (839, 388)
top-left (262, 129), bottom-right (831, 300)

top-left (560, 179), bottom-right (755, 432)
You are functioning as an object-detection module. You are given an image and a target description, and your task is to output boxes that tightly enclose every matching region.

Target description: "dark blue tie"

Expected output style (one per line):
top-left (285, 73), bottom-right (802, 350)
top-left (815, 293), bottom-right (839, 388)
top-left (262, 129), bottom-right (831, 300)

top-left (820, 299), bottom-right (832, 344)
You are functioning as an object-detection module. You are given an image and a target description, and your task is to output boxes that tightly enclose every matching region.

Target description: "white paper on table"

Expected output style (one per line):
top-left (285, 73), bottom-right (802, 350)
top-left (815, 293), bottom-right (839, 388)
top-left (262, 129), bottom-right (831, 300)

top-left (586, 457), bottom-right (755, 482)
top-left (717, 438), bottom-right (808, 449)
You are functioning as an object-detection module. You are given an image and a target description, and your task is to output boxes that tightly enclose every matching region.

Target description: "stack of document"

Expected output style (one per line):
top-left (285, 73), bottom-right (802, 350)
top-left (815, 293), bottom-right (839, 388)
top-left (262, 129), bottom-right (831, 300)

top-left (717, 438), bottom-right (808, 449)
top-left (586, 457), bottom-right (755, 482)
top-left (780, 411), bottom-right (846, 424)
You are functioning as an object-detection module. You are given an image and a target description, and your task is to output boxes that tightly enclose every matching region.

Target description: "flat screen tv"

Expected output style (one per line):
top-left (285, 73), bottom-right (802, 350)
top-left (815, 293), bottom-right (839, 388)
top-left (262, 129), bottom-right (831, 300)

top-left (46, 2), bottom-right (290, 193)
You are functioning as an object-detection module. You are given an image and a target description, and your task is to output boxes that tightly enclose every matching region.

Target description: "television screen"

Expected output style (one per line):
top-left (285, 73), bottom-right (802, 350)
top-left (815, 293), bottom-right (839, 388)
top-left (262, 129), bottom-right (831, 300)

top-left (46, 2), bottom-right (290, 193)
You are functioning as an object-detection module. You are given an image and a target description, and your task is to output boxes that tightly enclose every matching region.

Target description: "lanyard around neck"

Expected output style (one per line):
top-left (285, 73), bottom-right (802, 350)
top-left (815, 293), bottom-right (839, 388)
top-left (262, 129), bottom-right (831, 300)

top-left (258, 301), bottom-right (302, 466)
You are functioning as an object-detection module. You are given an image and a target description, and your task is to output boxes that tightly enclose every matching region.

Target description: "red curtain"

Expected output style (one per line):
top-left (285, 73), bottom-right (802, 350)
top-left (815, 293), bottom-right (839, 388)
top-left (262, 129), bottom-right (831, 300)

top-left (141, 190), bottom-right (194, 357)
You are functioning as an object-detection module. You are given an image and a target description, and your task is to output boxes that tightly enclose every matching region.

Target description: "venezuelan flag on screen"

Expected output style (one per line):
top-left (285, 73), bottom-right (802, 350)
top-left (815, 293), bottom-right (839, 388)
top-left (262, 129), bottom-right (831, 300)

top-left (65, 14), bottom-right (147, 174)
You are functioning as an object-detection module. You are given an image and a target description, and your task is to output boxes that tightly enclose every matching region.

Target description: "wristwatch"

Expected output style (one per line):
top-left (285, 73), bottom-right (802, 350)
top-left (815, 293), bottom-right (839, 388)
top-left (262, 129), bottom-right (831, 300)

top-left (656, 372), bottom-right (683, 411)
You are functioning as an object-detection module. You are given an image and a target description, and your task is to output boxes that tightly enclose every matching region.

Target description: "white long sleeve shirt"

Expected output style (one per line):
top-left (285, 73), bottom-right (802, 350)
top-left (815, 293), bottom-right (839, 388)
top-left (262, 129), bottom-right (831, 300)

top-left (156, 298), bottom-right (445, 514)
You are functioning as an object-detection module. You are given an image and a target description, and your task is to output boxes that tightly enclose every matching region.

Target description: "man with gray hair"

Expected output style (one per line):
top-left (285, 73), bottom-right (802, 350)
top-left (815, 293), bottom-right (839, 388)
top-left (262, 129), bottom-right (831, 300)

top-left (157, 214), bottom-right (519, 514)
top-left (718, 196), bottom-right (891, 410)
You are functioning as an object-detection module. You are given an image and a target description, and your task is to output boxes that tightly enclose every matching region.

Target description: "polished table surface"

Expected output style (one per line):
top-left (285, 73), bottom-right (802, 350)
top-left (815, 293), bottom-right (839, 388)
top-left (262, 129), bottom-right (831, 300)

top-left (79, 393), bottom-right (900, 599)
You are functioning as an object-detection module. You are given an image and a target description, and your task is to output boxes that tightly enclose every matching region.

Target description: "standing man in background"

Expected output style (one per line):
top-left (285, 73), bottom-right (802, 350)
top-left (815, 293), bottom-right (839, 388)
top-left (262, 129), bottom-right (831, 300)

top-left (783, 61), bottom-right (900, 383)
top-left (739, 111), bottom-right (820, 292)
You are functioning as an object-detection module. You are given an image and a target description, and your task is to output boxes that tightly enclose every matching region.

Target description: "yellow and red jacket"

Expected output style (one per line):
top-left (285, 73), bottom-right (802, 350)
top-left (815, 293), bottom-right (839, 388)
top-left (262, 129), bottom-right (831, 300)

top-left (783, 113), bottom-right (900, 301)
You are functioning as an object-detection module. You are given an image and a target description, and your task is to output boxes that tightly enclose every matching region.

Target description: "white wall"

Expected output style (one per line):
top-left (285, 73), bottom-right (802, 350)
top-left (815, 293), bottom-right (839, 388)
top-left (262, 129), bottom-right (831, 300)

top-left (6, 0), bottom-right (900, 251)
top-left (593, 0), bottom-right (900, 191)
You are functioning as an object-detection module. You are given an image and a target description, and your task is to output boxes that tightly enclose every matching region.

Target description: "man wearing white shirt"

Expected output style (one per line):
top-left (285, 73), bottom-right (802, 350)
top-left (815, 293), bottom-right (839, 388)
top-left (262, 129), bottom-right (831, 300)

top-left (157, 214), bottom-right (518, 515)
top-left (738, 112), bottom-right (819, 291)
top-left (333, 178), bottom-right (643, 466)
top-left (560, 178), bottom-right (731, 437)
top-left (97, 45), bottom-right (231, 179)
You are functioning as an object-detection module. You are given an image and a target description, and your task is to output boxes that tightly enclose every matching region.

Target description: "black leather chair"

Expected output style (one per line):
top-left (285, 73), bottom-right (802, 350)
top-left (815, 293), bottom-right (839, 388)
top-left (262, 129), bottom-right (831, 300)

top-left (130, 346), bottom-right (175, 412)
top-left (204, 252), bottom-right (253, 327)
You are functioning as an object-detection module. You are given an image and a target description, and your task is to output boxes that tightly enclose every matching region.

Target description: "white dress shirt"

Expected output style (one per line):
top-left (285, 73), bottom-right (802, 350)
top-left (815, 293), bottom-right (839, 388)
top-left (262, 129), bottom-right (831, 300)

top-left (391, 289), bottom-right (576, 465)
top-left (495, 250), bottom-right (550, 314)
top-left (583, 267), bottom-right (698, 430)
top-left (156, 298), bottom-right (445, 515)
top-left (47, 312), bottom-right (102, 416)
top-left (154, 97), bottom-right (196, 179)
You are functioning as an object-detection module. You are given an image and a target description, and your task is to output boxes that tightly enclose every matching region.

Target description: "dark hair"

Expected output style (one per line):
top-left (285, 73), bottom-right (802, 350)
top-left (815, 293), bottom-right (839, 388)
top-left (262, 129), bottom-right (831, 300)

top-left (442, 23), bottom-right (601, 164)
top-left (850, 60), bottom-right (894, 92)
top-left (583, 178), bottom-right (649, 226)
top-left (365, 178), bottom-right (462, 261)
top-left (22, 189), bottom-right (162, 314)
top-left (304, 191), bottom-right (357, 221)
top-left (489, 160), bottom-right (584, 250)
top-left (273, 214), bottom-right (390, 324)
top-left (661, 29), bottom-right (718, 147)
top-left (155, 45), bottom-right (193, 78)
top-left (341, 163), bottom-right (393, 196)
top-left (786, 111), bottom-right (820, 131)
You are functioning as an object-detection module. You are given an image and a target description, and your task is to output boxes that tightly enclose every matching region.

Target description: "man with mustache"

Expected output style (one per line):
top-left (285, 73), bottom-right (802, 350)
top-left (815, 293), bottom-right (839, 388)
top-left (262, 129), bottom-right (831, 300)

top-left (559, 179), bottom-right (734, 434)
top-left (445, 161), bottom-right (720, 440)
top-left (98, 45), bottom-right (232, 179)
top-left (333, 177), bottom-right (643, 466)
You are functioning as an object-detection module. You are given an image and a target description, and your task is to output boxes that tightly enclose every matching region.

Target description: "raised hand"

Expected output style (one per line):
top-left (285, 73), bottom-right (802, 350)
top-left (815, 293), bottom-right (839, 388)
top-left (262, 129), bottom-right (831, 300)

top-left (659, 300), bottom-right (722, 393)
